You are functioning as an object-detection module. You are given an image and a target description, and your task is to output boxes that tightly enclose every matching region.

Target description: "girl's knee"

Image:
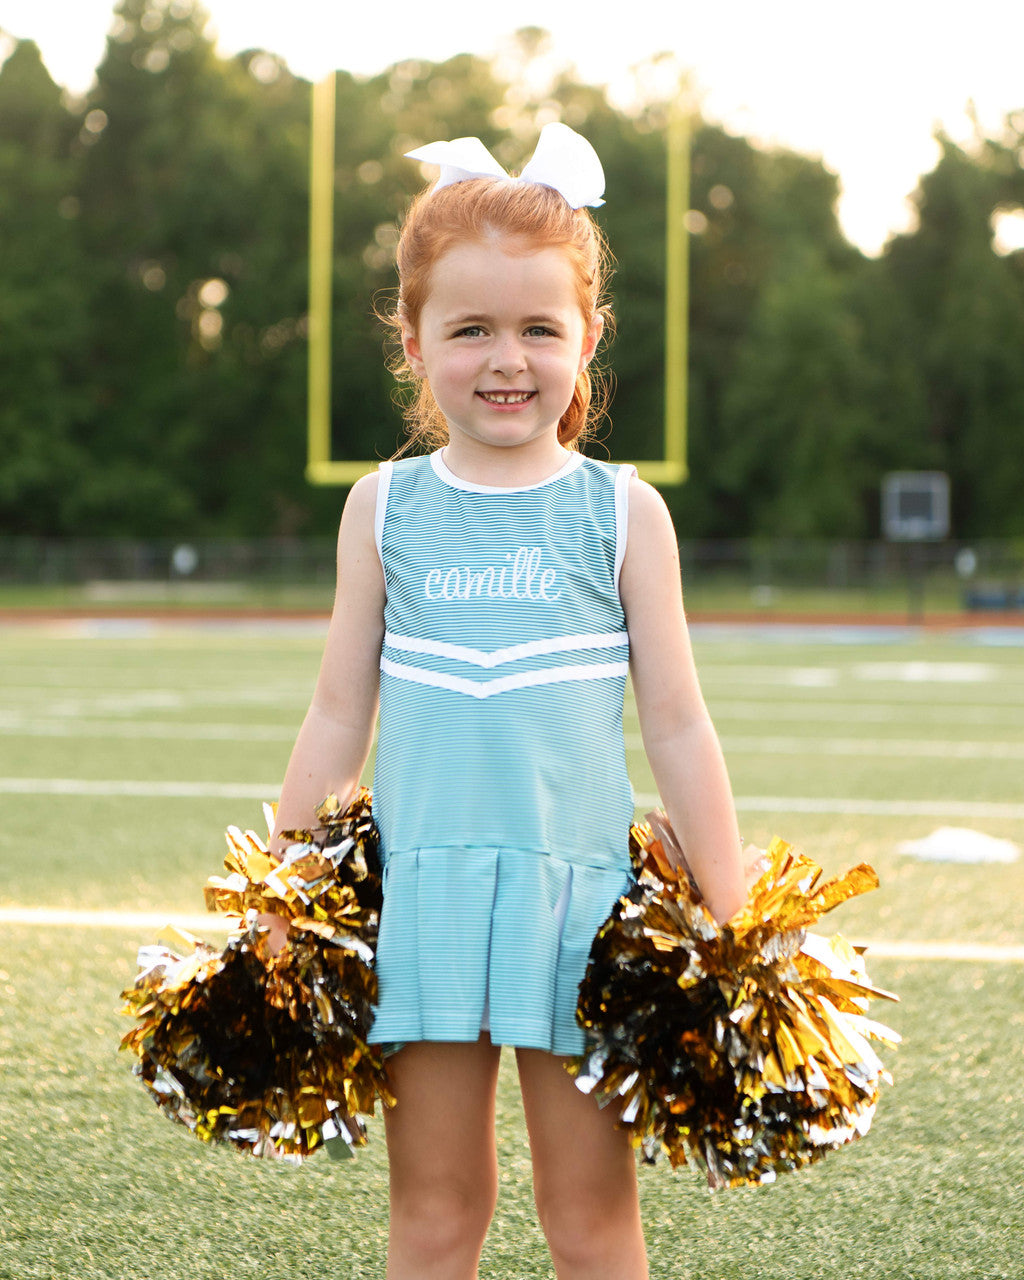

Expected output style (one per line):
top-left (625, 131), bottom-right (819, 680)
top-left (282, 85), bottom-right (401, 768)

top-left (534, 1184), bottom-right (646, 1276)
top-left (389, 1179), bottom-right (497, 1266)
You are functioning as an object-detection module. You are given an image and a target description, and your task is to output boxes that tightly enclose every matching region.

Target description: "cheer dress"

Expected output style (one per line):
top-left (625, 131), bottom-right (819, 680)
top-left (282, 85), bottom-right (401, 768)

top-left (369, 449), bottom-right (636, 1055)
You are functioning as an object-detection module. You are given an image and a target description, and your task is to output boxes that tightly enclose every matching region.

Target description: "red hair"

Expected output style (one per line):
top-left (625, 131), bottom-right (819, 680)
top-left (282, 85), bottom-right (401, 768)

top-left (385, 176), bottom-right (613, 454)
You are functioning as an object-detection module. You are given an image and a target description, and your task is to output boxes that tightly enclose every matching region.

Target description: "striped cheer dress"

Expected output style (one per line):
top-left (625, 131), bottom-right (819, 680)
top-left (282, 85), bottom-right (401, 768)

top-left (369, 449), bottom-right (636, 1055)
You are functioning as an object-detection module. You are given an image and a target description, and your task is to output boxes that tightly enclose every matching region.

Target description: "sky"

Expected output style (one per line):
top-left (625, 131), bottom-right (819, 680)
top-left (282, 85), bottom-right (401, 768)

top-left (3, 0), bottom-right (1024, 255)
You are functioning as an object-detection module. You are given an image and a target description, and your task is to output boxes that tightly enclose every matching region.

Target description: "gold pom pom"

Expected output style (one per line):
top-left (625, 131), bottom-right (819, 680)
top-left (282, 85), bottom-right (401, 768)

top-left (120, 789), bottom-right (392, 1162)
top-left (572, 817), bottom-right (899, 1188)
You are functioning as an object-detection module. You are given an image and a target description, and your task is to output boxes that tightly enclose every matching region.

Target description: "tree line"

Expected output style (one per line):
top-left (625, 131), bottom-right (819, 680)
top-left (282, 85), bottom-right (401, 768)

top-left (2, 0), bottom-right (1024, 540)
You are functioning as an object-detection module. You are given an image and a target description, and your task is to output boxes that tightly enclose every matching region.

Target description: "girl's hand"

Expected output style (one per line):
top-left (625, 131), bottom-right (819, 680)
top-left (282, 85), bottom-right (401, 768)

top-left (743, 843), bottom-right (770, 890)
top-left (257, 912), bottom-right (290, 955)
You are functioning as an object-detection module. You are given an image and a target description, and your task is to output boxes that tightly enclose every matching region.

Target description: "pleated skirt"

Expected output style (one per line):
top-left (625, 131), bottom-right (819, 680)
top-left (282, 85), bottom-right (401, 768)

top-left (369, 846), bottom-right (632, 1056)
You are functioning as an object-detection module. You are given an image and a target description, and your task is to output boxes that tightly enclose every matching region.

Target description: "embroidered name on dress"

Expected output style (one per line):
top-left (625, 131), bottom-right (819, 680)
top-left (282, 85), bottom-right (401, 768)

top-left (423, 547), bottom-right (561, 603)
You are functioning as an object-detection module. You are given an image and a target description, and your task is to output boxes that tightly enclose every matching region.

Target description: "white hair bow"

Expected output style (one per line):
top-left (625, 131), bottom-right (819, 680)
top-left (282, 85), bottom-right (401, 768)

top-left (405, 122), bottom-right (605, 209)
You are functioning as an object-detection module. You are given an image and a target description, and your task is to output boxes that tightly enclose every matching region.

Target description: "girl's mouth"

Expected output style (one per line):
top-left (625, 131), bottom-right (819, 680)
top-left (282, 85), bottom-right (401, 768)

top-left (478, 391), bottom-right (537, 406)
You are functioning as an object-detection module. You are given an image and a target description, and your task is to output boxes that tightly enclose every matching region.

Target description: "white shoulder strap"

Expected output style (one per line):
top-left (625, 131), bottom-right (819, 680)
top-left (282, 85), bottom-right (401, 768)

top-left (374, 460), bottom-right (394, 571)
top-left (613, 463), bottom-right (636, 594)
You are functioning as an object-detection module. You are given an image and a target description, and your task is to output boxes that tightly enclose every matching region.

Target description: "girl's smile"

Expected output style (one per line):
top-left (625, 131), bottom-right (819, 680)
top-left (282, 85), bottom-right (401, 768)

top-left (477, 391), bottom-right (537, 406)
top-left (402, 238), bottom-right (602, 481)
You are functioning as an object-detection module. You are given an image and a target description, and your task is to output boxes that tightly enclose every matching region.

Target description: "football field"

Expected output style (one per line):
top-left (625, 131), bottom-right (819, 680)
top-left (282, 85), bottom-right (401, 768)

top-left (1, 618), bottom-right (1022, 1279)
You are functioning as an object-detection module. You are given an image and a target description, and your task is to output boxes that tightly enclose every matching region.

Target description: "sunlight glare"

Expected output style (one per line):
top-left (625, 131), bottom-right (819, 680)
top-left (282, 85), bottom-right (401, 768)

top-left (991, 206), bottom-right (1024, 256)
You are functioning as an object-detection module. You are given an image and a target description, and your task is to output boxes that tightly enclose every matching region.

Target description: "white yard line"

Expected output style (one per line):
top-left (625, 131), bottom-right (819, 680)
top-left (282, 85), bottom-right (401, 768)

top-left (623, 733), bottom-right (1024, 759)
top-left (731, 795), bottom-right (1024, 819)
top-left (721, 734), bottom-right (1024, 759)
top-left (1, 906), bottom-right (1020, 963)
top-left (0, 907), bottom-right (235, 932)
top-left (0, 715), bottom-right (295, 741)
top-left (857, 939), bottom-right (1024, 963)
top-left (3, 716), bottom-right (1020, 756)
top-left (707, 700), bottom-right (1024, 726)
top-left (0, 778), bottom-right (276, 799)
top-left (634, 791), bottom-right (1024, 820)
top-left (2, 777), bottom-right (1023, 819)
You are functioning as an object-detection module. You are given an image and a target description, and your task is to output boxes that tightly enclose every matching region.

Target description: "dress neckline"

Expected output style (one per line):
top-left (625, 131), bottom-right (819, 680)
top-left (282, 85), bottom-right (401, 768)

top-left (430, 449), bottom-right (584, 494)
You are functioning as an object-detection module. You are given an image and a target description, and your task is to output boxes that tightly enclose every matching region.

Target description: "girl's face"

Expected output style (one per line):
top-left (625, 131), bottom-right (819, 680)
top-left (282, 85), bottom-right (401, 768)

top-left (402, 237), bottom-right (602, 474)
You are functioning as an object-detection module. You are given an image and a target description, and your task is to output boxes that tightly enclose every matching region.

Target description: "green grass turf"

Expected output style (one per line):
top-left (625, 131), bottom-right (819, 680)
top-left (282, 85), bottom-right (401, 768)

top-left (1, 624), bottom-right (1023, 1277)
top-left (1, 932), bottom-right (1021, 1279)
top-left (2, 627), bottom-right (1022, 940)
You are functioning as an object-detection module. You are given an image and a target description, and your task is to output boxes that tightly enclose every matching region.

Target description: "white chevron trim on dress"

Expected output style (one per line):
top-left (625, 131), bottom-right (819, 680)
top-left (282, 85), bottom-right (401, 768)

top-left (381, 656), bottom-right (629, 698)
top-left (383, 628), bottom-right (628, 669)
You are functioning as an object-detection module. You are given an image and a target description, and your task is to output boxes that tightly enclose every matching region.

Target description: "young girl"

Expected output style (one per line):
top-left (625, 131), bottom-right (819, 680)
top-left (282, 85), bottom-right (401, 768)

top-left (269, 122), bottom-right (747, 1280)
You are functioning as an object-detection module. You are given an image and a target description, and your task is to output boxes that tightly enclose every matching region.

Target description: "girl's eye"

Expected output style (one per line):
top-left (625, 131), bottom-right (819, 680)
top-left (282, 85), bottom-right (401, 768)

top-left (525, 325), bottom-right (556, 338)
top-left (454, 325), bottom-right (485, 338)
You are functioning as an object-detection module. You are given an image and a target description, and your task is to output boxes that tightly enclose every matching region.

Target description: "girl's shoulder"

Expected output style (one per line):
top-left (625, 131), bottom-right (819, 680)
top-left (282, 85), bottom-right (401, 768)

top-left (344, 455), bottom-right (440, 522)
top-left (624, 473), bottom-right (672, 533)
top-left (336, 470), bottom-right (382, 546)
top-left (344, 468), bottom-right (382, 510)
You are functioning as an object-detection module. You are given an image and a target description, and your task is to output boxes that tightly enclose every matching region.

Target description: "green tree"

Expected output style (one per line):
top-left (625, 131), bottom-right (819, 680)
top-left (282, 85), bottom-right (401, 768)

top-left (678, 124), bottom-right (867, 535)
top-left (882, 125), bottom-right (1024, 536)
top-left (0, 40), bottom-right (91, 534)
top-left (718, 249), bottom-right (882, 535)
top-left (72, 0), bottom-right (323, 534)
top-left (8, 7), bottom-right (1022, 543)
top-left (74, 17), bottom-right (512, 533)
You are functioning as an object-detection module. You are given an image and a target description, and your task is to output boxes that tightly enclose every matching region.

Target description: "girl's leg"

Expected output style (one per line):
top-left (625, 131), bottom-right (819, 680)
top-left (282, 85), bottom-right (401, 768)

top-left (516, 1047), bottom-right (649, 1280)
top-left (383, 1036), bottom-right (502, 1280)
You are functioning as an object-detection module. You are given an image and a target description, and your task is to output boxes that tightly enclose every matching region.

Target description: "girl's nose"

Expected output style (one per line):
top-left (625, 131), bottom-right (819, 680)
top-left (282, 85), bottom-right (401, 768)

top-left (489, 336), bottom-right (526, 376)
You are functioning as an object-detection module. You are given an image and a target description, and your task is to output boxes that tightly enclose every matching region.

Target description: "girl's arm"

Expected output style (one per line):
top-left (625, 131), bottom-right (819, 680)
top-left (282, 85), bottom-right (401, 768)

top-left (270, 472), bottom-right (386, 853)
top-left (620, 477), bottom-right (747, 924)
